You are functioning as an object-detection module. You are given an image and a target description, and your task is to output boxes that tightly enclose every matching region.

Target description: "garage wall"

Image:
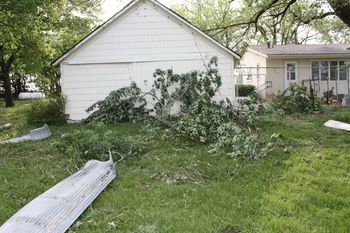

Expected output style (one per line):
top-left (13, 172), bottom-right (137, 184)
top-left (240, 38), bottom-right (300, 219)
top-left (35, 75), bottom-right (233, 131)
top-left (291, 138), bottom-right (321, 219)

top-left (62, 59), bottom-right (234, 120)
top-left (60, 0), bottom-right (235, 121)
top-left (61, 63), bottom-right (133, 120)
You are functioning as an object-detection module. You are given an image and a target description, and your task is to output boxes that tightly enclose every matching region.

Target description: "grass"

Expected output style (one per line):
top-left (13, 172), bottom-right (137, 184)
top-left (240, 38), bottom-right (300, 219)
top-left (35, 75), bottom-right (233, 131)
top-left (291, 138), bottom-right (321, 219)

top-left (0, 100), bottom-right (350, 232)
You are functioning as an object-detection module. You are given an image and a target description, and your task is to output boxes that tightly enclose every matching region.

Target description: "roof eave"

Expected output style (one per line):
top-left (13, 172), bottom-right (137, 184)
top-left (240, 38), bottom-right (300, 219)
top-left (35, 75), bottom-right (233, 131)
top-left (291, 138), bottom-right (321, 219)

top-left (246, 48), bottom-right (268, 58)
top-left (52, 0), bottom-right (140, 66)
top-left (267, 53), bottom-right (350, 59)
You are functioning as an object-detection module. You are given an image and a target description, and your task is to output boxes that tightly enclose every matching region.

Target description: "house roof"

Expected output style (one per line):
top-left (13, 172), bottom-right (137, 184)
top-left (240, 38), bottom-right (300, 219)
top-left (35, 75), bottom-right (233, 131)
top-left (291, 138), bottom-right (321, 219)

top-left (52, 0), bottom-right (240, 66)
top-left (249, 44), bottom-right (350, 56)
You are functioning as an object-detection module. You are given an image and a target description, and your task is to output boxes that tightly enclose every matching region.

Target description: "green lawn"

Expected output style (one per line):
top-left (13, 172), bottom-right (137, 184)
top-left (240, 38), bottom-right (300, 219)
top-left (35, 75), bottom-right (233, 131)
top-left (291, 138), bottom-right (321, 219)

top-left (1, 100), bottom-right (350, 233)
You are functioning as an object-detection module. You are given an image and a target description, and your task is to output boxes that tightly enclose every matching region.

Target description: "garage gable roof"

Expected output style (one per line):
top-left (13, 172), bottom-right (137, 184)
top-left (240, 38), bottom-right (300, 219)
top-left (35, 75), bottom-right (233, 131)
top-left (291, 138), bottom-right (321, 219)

top-left (53, 0), bottom-right (241, 66)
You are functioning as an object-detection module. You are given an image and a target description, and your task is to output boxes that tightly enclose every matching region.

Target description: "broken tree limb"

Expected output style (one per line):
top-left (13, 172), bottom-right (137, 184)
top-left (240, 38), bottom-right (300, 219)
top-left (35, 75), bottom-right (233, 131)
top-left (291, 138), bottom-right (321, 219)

top-left (0, 158), bottom-right (116, 233)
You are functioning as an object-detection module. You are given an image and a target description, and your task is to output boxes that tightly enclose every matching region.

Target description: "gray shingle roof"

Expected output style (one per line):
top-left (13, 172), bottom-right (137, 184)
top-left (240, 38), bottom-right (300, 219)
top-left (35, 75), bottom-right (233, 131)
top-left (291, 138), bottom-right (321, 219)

top-left (249, 44), bottom-right (350, 56)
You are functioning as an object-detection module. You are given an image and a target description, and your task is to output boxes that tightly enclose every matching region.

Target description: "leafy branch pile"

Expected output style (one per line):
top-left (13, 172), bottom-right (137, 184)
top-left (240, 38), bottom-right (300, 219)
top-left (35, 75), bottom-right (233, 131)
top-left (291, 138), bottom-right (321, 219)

top-left (56, 123), bottom-right (145, 162)
top-left (85, 57), bottom-right (279, 161)
top-left (85, 82), bottom-right (148, 123)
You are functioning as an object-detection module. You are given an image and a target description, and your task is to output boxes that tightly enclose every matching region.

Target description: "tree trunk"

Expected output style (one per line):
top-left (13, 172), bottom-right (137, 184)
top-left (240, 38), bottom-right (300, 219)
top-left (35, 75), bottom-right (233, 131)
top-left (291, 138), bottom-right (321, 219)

top-left (328, 0), bottom-right (350, 27)
top-left (0, 51), bottom-right (16, 107)
top-left (1, 69), bottom-right (14, 107)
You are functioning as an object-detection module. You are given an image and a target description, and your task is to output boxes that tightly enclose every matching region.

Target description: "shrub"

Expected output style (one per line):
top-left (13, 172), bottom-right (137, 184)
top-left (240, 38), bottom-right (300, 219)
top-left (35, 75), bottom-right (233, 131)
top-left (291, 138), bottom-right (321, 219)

top-left (237, 84), bottom-right (256, 97)
top-left (27, 96), bottom-right (65, 126)
top-left (85, 82), bottom-right (148, 124)
top-left (272, 83), bottom-right (318, 114)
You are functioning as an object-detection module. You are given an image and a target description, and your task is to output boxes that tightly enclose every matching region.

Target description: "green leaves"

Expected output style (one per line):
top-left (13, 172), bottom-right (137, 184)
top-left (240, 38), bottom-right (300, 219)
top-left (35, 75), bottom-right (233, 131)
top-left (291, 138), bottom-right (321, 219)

top-left (272, 83), bottom-right (321, 114)
top-left (174, 0), bottom-right (349, 51)
top-left (0, 0), bottom-right (102, 99)
top-left (85, 57), bottom-right (278, 161)
top-left (151, 56), bottom-right (222, 119)
top-left (85, 82), bottom-right (149, 124)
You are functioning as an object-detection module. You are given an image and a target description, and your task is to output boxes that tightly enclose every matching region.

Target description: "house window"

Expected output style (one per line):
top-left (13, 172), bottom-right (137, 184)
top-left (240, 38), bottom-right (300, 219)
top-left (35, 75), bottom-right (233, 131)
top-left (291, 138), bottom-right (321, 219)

top-left (247, 70), bottom-right (253, 81)
top-left (286, 63), bottom-right (296, 81)
top-left (320, 61), bottom-right (329, 80)
top-left (339, 61), bottom-right (349, 80)
top-left (330, 61), bottom-right (338, 80)
top-left (312, 60), bottom-right (349, 81)
top-left (238, 71), bottom-right (244, 84)
top-left (311, 61), bottom-right (319, 80)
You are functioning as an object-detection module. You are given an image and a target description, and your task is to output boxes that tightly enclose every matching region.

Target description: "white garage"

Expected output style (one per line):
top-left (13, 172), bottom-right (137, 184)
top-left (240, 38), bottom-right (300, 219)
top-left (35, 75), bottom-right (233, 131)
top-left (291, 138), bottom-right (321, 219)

top-left (53, 0), bottom-right (240, 121)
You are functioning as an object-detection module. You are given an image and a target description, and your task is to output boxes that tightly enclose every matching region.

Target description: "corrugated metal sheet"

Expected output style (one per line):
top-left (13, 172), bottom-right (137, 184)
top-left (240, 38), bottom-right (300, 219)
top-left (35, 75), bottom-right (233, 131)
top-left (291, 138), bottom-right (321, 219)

top-left (0, 158), bottom-right (116, 233)
top-left (1, 124), bottom-right (51, 144)
top-left (324, 120), bottom-right (350, 132)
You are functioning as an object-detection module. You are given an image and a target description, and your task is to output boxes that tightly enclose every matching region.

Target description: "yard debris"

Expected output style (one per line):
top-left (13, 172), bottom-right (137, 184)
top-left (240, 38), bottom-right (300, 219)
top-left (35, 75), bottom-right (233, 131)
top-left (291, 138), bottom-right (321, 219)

top-left (1, 124), bottom-right (51, 144)
top-left (18, 92), bottom-right (45, 99)
top-left (0, 123), bottom-right (12, 131)
top-left (324, 120), bottom-right (350, 132)
top-left (0, 157), bottom-right (116, 233)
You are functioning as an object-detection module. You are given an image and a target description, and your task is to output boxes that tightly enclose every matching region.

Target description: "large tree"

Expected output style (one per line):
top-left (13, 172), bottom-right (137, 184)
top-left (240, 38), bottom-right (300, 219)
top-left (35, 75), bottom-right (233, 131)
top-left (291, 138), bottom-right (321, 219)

top-left (328, 0), bottom-right (350, 26)
top-left (174, 0), bottom-right (350, 51)
top-left (0, 0), bottom-right (102, 107)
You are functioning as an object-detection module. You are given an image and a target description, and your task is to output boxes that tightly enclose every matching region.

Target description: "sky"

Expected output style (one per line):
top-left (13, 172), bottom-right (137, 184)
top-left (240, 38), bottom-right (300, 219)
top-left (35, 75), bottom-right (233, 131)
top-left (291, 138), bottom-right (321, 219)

top-left (101, 0), bottom-right (185, 21)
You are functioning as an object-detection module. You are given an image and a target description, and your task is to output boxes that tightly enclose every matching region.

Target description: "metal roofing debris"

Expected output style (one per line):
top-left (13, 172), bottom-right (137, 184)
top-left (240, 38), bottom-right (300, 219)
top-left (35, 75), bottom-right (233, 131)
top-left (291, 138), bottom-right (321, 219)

top-left (0, 124), bottom-right (51, 144)
top-left (324, 120), bottom-right (350, 132)
top-left (18, 92), bottom-right (45, 100)
top-left (0, 158), bottom-right (116, 233)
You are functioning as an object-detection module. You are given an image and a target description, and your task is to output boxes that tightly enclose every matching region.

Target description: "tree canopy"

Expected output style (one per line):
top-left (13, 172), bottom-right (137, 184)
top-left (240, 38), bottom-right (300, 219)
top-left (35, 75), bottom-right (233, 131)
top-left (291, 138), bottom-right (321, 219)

top-left (174, 0), bottom-right (350, 51)
top-left (0, 0), bottom-right (102, 107)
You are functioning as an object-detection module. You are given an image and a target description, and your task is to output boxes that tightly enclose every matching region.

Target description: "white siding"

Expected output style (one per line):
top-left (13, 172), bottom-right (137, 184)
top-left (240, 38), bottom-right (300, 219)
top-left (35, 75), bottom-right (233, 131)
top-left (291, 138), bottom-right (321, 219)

top-left (61, 0), bottom-right (235, 121)
top-left (239, 50), bottom-right (267, 98)
top-left (66, 1), bottom-right (233, 65)
top-left (62, 63), bottom-right (133, 120)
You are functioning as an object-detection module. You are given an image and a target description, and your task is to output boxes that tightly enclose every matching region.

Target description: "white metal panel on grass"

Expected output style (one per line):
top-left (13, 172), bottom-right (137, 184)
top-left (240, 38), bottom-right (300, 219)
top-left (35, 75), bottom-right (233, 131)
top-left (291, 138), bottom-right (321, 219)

top-left (324, 120), bottom-right (350, 132)
top-left (0, 124), bottom-right (51, 144)
top-left (0, 158), bottom-right (116, 233)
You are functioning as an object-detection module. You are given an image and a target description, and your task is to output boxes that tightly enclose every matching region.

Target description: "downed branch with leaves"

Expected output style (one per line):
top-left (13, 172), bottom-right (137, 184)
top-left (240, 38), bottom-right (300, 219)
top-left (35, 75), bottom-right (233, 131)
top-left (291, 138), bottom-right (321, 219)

top-left (84, 57), bottom-right (279, 161)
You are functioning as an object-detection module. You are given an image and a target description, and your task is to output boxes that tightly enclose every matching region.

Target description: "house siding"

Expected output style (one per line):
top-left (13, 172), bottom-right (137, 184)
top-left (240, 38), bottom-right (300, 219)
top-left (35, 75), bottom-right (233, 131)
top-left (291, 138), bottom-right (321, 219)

top-left (60, 0), bottom-right (235, 121)
top-left (241, 49), bottom-right (350, 99)
top-left (238, 50), bottom-right (267, 97)
top-left (266, 58), bottom-right (350, 98)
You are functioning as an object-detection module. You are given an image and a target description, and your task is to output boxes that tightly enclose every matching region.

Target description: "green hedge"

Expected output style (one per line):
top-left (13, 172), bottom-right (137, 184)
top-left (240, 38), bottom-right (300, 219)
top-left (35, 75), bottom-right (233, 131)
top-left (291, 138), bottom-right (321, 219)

top-left (237, 85), bottom-right (256, 97)
top-left (27, 96), bottom-right (65, 126)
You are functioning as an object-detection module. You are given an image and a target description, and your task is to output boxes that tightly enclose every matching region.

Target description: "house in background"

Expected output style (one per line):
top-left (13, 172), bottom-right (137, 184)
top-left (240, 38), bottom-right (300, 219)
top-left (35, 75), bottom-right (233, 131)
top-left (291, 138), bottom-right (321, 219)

top-left (239, 44), bottom-right (350, 100)
top-left (53, 0), bottom-right (240, 121)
